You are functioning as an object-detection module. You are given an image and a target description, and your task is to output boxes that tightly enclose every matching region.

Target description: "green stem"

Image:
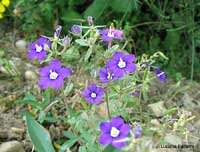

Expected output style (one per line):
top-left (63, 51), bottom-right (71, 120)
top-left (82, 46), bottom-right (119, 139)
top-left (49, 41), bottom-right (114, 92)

top-left (190, 2), bottom-right (195, 82)
top-left (105, 87), bottom-right (111, 120)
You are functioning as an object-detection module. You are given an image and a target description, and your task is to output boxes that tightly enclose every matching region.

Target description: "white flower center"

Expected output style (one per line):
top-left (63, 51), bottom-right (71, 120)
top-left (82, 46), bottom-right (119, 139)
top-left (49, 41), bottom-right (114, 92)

top-left (35, 44), bottom-right (43, 52)
top-left (110, 127), bottom-right (120, 137)
top-left (107, 72), bottom-right (113, 80)
top-left (157, 72), bottom-right (165, 77)
top-left (49, 70), bottom-right (58, 80)
top-left (107, 27), bottom-right (114, 38)
top-left (91, 92), bottom-right (97, 98)
top-left (118, 58), bottom-right (126, 68)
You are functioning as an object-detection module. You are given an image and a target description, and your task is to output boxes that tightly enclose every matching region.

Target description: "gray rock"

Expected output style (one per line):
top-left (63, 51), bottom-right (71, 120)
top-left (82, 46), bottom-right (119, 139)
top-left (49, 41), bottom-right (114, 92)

top-left (15, 40), bottom-right (27, 51)
top-left (148, 101), bottom-right (167, 117)
top-left (0, 141), bottom-right (25, 152)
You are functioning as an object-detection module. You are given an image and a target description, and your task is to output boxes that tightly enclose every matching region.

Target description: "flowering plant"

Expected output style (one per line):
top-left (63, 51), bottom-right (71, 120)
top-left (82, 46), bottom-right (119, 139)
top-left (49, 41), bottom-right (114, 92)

top-left (17, 16), bottom-right (197, 152)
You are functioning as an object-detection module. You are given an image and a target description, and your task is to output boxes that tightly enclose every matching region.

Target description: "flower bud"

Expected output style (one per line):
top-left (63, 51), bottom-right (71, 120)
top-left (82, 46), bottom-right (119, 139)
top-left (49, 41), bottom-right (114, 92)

top-left (71, 25), bottom-right (81, 35)
top-left (62, 36), bottom-right (71, 48)
top-left (87, 16), bottom-right (93, 26)
top-left (54, 25), bottom-right (62, 39)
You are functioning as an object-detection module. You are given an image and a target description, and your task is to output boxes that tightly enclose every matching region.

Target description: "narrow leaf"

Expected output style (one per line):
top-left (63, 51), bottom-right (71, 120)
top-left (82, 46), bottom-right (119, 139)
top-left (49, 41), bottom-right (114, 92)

top-left (26, 114), bottom-right (55, 152)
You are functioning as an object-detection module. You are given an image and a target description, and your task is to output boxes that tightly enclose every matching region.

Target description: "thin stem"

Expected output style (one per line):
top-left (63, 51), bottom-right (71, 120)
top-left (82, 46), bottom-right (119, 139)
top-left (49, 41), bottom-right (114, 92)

top-left (190, 1), bottom-right (195, 82)
top-left (105, 87), bottom-right (111, 120)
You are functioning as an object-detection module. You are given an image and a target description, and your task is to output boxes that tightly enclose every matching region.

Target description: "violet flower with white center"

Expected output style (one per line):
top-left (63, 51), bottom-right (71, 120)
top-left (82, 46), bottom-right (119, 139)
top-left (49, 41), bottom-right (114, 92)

top-left (99, 116), bottom-right (131, 148)
top-left (99, 67), bottom-right (123, 84)
top-left (98, 27), bottom-right (123, 42)
top-left (27, 37), bottom-right (51, 60)
top-left (82, 84), bottom-right (104, 104)
top-left (106, 52), bottom-right (136, 77)
top-left (71, 25), bottom-right (82, 35)
top-left (39, 60), bottom-right (72, 89)
top-left (155, 66), bottom-right (167, 83)
top-left (54, 25), bottom-right (62, 39)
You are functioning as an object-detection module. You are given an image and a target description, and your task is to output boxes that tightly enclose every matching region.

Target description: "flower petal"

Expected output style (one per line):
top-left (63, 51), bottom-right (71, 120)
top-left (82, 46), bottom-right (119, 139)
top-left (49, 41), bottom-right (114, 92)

top-left (111, 116), bottom-right (124, 128)
top-left (59, 67), bottom-right (72, 78)
top-left (39, 77), bottom-right (50, 89)
top-left (113, 52), bottom-right (124, 60)
top-left (123, 54), bottom-right (136, 62)
top-left (99, 134), bottom-right (112, 145)
top-left (100, 122), bottom-right (111, 133)
top-left (112, 140), bottom-right (126, 148)
top-left (125, 63), bottom-right (136, 73)
top-left (119, 124), bottom-right (131, 136)
top-left (50, 60), bottom-right (62, 69)
top-left (39, 66), bottom-right (50, 77)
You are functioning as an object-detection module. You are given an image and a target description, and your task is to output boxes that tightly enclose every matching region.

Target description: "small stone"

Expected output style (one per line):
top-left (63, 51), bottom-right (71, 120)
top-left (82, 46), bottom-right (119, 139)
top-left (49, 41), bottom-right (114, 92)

top-left (0, 141), bottom-right (25, 152)
top-left (16, 40), bottom-right (27, 51)
top-left (151, 119), bottom-right (161, 126)
top-left (24, 70), bottom-right (37, 81)
top-left (148, 101), bottom-right (167, 117)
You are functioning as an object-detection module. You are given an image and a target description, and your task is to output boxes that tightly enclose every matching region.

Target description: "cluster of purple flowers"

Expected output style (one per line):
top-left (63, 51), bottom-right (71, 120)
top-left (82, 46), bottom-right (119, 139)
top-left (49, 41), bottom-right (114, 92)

top-left (27, 25), bottom-right (73, 89)
top-left (27, 23), bottom-right (165, 150)
top-left (100, 51), bottom-right (137, 84)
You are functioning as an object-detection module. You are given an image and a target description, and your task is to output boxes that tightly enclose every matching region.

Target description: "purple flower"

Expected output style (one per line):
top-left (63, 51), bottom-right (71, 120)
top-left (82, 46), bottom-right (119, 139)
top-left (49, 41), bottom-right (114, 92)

top-left (99, 116), bottom-right (131, 148)
top-left (129, 91), bottom-right (140, 97)
top-left (155, 66), bottom-right (166, 83)
top-left (39, 60), bottom-right (72, 89)
top-left (54, 25), bottom-right (62, 38)
top-left (98, 28), bottom-right (123, 42)
top-left (82, 84), bottom-right (104, 104)
top-left (87, 16), bottom-right (93, 26)
top-left (27, 37), bottom-right (51, 60)
top-left (71, 25), bottom-right (82, 35)
top-left (134, 126), bottom-right (142, 139)
top-left (106, 52), bottom-right (136, 77)
top-left (99, 68), bottom-right (123, 84)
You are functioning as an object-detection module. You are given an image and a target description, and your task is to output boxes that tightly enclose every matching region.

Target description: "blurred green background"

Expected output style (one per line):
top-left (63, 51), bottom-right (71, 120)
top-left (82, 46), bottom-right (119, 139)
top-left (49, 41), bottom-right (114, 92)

top-left (1, 0), bottom-right (200, 81)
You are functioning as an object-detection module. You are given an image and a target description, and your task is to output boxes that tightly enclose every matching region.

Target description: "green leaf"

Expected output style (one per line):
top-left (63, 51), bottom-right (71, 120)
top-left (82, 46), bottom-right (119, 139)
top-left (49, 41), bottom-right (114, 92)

top-left (64, 83), bottom-right (74, 96)
top-left (63, 131), bottom-right (76, 139)
top-left (75, 39), bottom-right (88, 46)
top-left (61, 8), bottom-right (81, 23)
top-left (59, 139), bottom-right (77, 152)
top-left (26, 114), bottom-right (55, 152)
top-left (78, 146), bottom-right (87, 152)
top-left (84, 47), bottom-right (93, 62)
top-left (103, 145), bottom-right (123, 152)
top-left (16, 92), bottom-right (42, 110)
top-left (105, 44), bottom-right (119, 55)
top-left (84, 0), bottom-right (109, 18)
top-left (110, 0), bottom-right (138, 12)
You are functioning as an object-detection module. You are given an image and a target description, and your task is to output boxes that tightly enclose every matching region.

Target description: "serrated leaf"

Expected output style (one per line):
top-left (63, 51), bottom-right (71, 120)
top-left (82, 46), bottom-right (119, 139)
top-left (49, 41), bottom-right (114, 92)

top-left (84, 0), bottom-right (109, 18)
top-left (75, 39), bottom-right (88, 46)
top-left (26, 114), bottom-right (55, 152)
top-left (84, 47), bottom-right (93, 62)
